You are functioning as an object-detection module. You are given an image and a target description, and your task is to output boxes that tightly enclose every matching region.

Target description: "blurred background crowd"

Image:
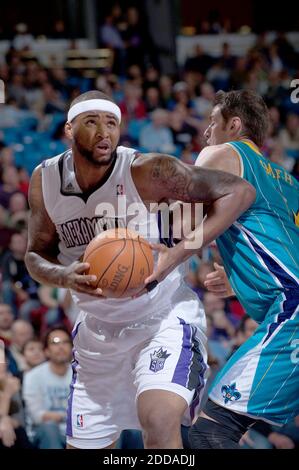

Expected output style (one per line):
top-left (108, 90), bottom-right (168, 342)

top-left (0, 0), bottom-right (299, 450)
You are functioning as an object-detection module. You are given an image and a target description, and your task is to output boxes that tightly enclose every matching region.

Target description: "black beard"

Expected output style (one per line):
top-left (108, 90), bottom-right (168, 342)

top-left (74, 138), bottom-right (116, 167)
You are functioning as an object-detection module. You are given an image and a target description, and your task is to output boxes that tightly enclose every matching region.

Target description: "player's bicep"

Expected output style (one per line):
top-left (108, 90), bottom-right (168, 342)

top-left (27, 166), bottom-right (59, 256)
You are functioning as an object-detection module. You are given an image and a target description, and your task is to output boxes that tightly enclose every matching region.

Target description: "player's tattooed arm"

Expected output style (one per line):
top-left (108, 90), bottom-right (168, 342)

top-left (132, 153), bottom-right (256, 283)
top-left (133, 152), bottom-right (253, 204)
top-left (132, 152), bottom-right (255, 231)
top-left (25, 166), bottom-right (103, 296)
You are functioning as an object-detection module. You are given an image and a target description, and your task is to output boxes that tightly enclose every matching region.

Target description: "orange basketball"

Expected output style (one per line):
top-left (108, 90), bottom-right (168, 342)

top-left (83, 228), bottom-right (154, 298)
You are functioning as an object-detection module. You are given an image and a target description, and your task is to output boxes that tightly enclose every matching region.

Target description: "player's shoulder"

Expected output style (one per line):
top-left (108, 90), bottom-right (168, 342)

top-left (196, 144), bottom-right (235, 163)
top-left (116, 145), bottom-right (137, 158)
top-left (41, 152), bottom-right (66, 168)
top-left (196, 143), bottom-right (242, 176)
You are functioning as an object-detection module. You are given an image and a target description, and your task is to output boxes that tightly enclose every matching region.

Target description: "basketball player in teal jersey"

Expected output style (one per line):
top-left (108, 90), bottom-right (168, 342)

top-left (187, 90), bottom-right (299, 448)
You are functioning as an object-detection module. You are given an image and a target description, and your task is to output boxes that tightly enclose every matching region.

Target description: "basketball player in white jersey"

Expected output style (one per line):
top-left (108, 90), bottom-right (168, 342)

top-left (25, 91), bottom-right (255, 449)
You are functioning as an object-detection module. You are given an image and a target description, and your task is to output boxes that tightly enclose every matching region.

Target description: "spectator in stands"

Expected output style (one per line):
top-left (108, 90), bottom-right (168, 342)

top-left (193, 82), bottom-right (215, 118)
top-left (41, 82), bottom-right (66, 115)
top-left (122, 7), bottom-right (147, 68)
top-left (144, 86), bottom-right (162, 113)
top-left (100, 10), bottom-right (126, 76)
top-left (169, 109), bottom-right (198, 150)
top-left (159, 75), bottom-right (173, 108)
top-left (12, 23), bottom-right (34, 52)
top-left (23, 327), bottom-right (72, 449)
top-left (22, 338), bottom-right (45, 371)
top-left (7, 192), bottom-right (29, 231)
top-left (0, 303), bottom-right (14, 345)
top-left (1, 232), bottom-right (40, 318)
top-left (184, 45), bottom-right (214, 75)
top-left (229, 315), bottom-right (258, 356)
top-left (139, 108), bottom-right (175, 153)
top-left (9, 320), bottom-right (34, 374)
top-left (0, 165), bottom-right (20, 209)
top-left (278, 113), bottom-right (299, 159)
top-left (0, 359), bottom-right (33, 448)
top-left (119, 82), bottom-right (146, 124)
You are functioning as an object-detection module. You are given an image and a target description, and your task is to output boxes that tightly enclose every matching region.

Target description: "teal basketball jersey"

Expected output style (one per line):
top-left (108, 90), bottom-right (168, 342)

top-left (217, 140), bottom-right (299, 322)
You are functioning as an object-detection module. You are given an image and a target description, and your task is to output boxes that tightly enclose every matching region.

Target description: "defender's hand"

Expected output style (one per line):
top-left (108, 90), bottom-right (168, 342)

top-left (204, 262), bottom-right (235, 298)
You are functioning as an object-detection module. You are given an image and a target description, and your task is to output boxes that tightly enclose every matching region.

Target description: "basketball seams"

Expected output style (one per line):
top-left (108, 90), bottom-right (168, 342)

top-left (96, 239), bottom-right (127, 288)
top-left (84, 238), bottom-right (127, 263)
top-left (120, 238), bottom-right (135, 298)
top-left (138, 238), bottom-right (151, 276)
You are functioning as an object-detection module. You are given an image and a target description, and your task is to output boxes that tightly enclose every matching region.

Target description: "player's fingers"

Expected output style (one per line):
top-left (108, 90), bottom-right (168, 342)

top-left (74, 274), bottom-right (97, 285)
top-left (144, 271), bottom-right (160, 285)
top-left (149, 243), bottom-right (167, 252)
top-left (204, 279), bottom-right (226, 287)
top-left (73, 262), bottom-right (90, 274)
top-left (214, 262), bottom-right (224, 271)
top-left (75, 286), bottom-right (104, 297)
top-left (205, 272), bottom-right (223, 281)
top-left (206, 285), bottom-right (228, 293)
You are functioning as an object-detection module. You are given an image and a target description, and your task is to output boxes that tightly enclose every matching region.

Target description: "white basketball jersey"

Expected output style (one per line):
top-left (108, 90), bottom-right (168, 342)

top-left (41, 146), bottom-right (186, 323)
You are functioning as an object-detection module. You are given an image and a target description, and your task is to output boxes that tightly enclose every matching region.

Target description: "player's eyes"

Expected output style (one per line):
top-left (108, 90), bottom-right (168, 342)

top-left (107, 121), bottom-right (116, 127)
top-left (86, 119), bottom-right (96, 125)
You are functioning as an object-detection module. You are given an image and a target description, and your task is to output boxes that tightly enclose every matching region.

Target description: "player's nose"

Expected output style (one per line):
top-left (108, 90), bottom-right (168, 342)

top-left (95, 122), bottom-right (109, 138)
top-left (204, 125), bottom-right (210, 140)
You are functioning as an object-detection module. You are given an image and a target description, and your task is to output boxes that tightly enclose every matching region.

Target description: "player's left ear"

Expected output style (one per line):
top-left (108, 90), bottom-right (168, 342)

top-left (65, 121), bottom-right (73, 140)
top-left (230, 116), bottom-right (242, 134)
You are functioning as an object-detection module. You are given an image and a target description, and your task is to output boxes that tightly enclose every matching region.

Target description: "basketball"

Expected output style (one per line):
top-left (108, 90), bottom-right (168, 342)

top-left (83, 228), bottom-right (154, 298)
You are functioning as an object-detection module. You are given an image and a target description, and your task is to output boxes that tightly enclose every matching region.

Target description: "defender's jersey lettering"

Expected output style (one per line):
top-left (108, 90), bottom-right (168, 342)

top-left (217, 140), bottom-right (299, 322)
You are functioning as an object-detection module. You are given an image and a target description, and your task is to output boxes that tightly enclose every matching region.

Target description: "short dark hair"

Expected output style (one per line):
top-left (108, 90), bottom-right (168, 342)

top-left (43, 325), bottom-right (72, 348)
top-left (70, 90), bottom-right (115, 109)
top-left (214, 90), bottom-right (269, 147)
top-left (21, 337), bottom-right (42, 355)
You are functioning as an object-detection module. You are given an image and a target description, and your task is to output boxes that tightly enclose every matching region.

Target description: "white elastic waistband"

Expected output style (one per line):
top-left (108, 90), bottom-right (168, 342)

top-left (67, 99), bottom-right (121, 123)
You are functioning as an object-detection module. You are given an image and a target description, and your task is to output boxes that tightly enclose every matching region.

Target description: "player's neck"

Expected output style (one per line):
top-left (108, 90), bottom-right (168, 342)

top-left (72, 150), bottom-right (115, 193)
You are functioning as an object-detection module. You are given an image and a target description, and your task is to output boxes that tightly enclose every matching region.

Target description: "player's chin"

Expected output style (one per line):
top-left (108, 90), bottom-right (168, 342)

top-left (92, 149), bottom-right (113, 164)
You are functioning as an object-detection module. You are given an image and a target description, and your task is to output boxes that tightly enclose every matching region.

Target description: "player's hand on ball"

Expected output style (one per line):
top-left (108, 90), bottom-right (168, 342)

top-left (135, 243), bottom-right (178, 297)
top-left (204, 262), bottom-right (234, 298)
top-left (61, 261), bottom-right (105, 297)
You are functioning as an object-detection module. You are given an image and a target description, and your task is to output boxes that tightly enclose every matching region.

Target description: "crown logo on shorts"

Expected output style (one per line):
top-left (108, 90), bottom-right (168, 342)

top-left (149, 347), bottom-right (171, 373)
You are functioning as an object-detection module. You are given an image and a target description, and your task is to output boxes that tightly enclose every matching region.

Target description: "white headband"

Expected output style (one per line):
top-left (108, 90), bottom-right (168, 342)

top-left (67, 99), bottom-right (121, 123)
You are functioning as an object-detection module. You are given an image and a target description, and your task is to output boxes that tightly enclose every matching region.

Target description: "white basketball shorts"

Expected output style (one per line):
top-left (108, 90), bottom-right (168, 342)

top-left (66, 284), bottom-right (208, 449)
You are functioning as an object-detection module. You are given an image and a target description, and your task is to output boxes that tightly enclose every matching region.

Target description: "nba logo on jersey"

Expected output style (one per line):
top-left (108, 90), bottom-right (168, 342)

top-left (150, 347), bottom-right (171, 373)
top-left (116, 184), bottom-right (124, 196)
top-left (76, 414), bottom-right (84, 428)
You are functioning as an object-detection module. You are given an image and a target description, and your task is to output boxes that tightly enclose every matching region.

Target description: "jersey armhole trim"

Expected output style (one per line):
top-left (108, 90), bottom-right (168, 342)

top-left (224, 142), bottom-right (244, 179)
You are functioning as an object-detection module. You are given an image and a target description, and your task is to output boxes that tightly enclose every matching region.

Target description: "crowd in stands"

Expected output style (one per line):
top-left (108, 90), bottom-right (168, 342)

top-left (0, 3), bottom-right (299, 449)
